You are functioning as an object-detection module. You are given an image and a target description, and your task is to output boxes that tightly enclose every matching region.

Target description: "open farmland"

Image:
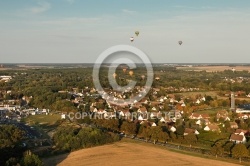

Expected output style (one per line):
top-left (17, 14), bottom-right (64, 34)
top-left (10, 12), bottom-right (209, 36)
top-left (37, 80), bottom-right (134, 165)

top-left (43, 140), bottom-right (242, 166)
top-left (177, 65), bottom-right (250, 72)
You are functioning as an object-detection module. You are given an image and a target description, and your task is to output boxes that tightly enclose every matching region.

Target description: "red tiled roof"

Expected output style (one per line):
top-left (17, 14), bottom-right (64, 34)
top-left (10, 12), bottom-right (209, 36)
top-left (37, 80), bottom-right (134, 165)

top-left (230, 134), bottom-right (244, 141)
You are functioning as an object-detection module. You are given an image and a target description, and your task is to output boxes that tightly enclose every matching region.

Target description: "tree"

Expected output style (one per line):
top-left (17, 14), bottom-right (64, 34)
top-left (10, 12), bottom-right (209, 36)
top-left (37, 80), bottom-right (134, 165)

top-left (176, 125), bottom-right (185, 136)
top-left (120, 121), bottom-right (137, 135)
top-left (223, 141), bottom-right (234, 154)
top-left (211, 142), bottom-right (224, 158)
top-left (149, 126), bottom-right (162, 144)
top-left (158, 131), bottom-right (170, 143)
top-left (5, 157), bottom-right (20, 166)
top-left (106, 119), bottom-right (119, 131)
top-left (205, 95), bottom-right (213, 104)
top-left (232, 144), bottom-right (249, 163)
top-left (239, 120), bottom-right (248, 130)
top-left (53, 126), bottom-right (119, 151)
top-left (169, 132), bottom-right (177, 142)
top-left (139, 125), bottom-right (151, 142)
top-left (21, 151), bottom-right (44, 166)
top-left (0, 125), bottom-right (25, 148)
top-left (52, 100), bottom-right (77, 113)
top-left (175, 119), bottom-right (184, 126)
top-left (184, 133), bottom-right (197, 146)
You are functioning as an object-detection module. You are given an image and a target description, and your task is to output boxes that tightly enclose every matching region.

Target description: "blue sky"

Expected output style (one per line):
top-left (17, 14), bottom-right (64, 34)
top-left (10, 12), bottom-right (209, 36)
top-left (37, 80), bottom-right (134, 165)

top-left (0, 0), bottom-right (250, 63)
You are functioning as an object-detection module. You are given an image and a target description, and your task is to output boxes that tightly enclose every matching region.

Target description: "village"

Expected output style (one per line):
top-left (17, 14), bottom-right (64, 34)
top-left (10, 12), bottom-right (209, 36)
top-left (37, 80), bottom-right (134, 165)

top-left (1, 83), bottom-right (250, 147)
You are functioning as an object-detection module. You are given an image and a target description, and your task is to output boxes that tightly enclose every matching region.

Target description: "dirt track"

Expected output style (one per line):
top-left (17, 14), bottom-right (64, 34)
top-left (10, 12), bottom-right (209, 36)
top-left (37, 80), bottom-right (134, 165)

top-left (43, 140), bottom-right (241, 166)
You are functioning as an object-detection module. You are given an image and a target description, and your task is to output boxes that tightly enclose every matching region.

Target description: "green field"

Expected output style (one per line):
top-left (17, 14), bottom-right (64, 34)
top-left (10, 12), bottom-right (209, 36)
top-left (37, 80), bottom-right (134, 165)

top-left (22, 114), bottom-right (61, 126)
top-left (176, 91), bottom-right (218, 97)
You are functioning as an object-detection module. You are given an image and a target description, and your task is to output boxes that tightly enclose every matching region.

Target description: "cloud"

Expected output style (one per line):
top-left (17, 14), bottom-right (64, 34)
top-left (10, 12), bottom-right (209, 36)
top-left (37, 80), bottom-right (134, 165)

top-left (122, 9), bottom-right (136, 15)
top-left (29, 1), bottom-right (51, 14)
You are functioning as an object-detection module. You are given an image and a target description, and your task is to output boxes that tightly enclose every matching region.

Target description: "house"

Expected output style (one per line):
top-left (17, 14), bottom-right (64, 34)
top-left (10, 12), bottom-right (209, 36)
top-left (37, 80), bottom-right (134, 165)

top-left (138, 114), bottom-right (148, 121)
top-left (189, 113), bottom-right (210, 120)
top-left (184, 128), bottom-right (200, 136)
top-left (196, 119), bottom-right (202, 125)
top-left (204, 119), bottom-right (211, 125)
top-left (216, 110), bottom-right (230, 121)
top-left (137, 106), bottom-right (147, 114)
top-left (195, 99), bottom-right (201, 104)
top-left (171, 117), bottom-right (176, 123)
top-left (204, 124), bottom-right (220, 132)
top-left (61, 114), bottom-right (66, 119)
top-left (172, 110), bottom-right (182, 119)
top-left (104, 111), bottom-right (116, 119)
top-left (0, 76), bottom-right (12, 82)
top-left (159, 117), bottom-right (170, 123)
top-left (151, 107), bottom-right (157, 111)
top-left (30, 111), bottom-right (36, 115)
top-left (229, 134), bottom-right (246, 144)
top-left (158, 104), bottom-right (164, 110)
top-left (90, 107), bottom-right (98, 113)
top-left (247, 93), bottom-right (250, 98)
top-left (150, 112), bottom-right (161, 119)
top-left (158, 98), bottom-right (164, 103)
top-left (170, 126), bottom-right (176, 132)
top-left (140, 120), bottom-right (151, 126)
top-left (229, 122), bottom-right (238, 129)
top-left (201, 97), bottom-right (206, 101)
top-left (170, 98), bottom-right (178, 103)
top-left (97, 109), bottom-right (106, 115)
top-left (237, 114), bottom-right (250, 119)
top-left (3, 105), bottom-right (16, 111)
top-left (42, 109), bottom-right (47, 114)
top-left (201, 114), bottom-right (210, 119)
top-left (189, 113), bottom-right (202, 119)
top-left (140, 98), bottom-right (149, 105)
top-left (181, 103), bottom-right (186, 107)
top-left (234, 129), bottom-right (248, 136)
top-left (150, 122), bottom-right (157, 127)
top-left (195, 119), bottom-right (210, 126)
top-left (119, 109), bottom-right (130, 117)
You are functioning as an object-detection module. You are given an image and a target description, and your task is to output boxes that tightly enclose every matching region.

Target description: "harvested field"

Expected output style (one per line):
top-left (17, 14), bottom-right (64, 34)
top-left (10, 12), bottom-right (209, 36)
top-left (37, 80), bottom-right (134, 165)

top-left (43, 140), bottom-right (241, 166)
top-left (177, 65), bottom-right (250, 72)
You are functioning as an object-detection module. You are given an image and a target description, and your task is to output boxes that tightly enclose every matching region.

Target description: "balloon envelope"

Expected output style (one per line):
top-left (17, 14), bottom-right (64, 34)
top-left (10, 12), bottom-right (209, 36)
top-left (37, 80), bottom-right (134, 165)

top-left (178, 41), bottom-right (183, 45)
top-left (129, 70), bottom-right (134, 76)
top-left (130, 37), bottom-right (134, 42)
top-left (135, 31), bottom-right (139, 36)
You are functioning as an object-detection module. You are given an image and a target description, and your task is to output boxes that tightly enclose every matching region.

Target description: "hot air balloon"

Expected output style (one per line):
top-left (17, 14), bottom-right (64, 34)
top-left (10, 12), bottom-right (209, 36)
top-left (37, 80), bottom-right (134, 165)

top-left (178, 41), bottom-right (183, 45)
top-left (135, 31), bottom-right (139, 36)
top-left (130, 37), bottom-right (134, 42)
top-left (113, 73), bottom-right (117, 78)
top-left (129, 70), bottom-right (134, 76)
top-left (141, 75), bottom-right (145, 80)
